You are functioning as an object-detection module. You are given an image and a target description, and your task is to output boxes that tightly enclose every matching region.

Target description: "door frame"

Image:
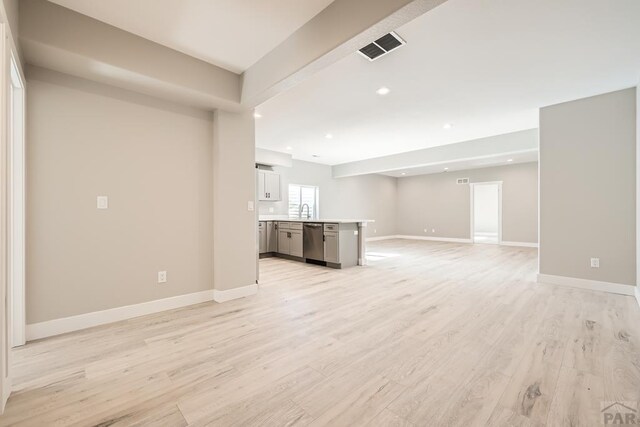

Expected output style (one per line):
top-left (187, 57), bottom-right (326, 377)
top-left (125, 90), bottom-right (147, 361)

top-left (470, 181), bottom-right (503, 244)
top-left (8, 51), bottom-right (25, 347)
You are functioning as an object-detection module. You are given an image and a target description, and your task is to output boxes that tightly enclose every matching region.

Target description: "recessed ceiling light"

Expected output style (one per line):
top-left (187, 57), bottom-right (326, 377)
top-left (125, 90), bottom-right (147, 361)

top-left (401, 172), bottom-right (406, 175)
top-left (253, 112), bottom-right (262, 119)
top-left (444, 167), bottom-right (449, 171)
top-left (325, 133), bottom-right (333, 139)
top-left (443, 123), bottom-right (453, 130)
top-left (376, 86), bottom-right (390, 96)
top-left (507, 158), bottom-right (513, 162)
top-left (286, 146), bottom-right (293, 151)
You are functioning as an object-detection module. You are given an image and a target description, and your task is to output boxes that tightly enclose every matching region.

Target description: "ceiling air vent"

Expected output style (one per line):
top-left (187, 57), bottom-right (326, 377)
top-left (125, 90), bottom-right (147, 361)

top-left (457, 178), bottom-right (469, 185)
top-left (358, 31), bottom-right (406, 61)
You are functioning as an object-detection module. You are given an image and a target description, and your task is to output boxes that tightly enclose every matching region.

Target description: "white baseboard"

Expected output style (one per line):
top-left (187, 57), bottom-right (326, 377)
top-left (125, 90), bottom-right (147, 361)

top-left (368, 235), bottom-right (538, 248)
top-left (537, 273), bottom-right (635, 296)
top-left (213, 284), bottom-right (258, 303)
top-left (366, 235), bottom-right (399, 242)
top-left (501, 241), bottom-right (539, 248)
top-left (26, 290), bottom-right (215, 341)
top-left (1, 378), bottom-right (10, 415)
top-left (395, 235), bottom-right (473, 244)
top-left (636, 286), bottom-right (640, 310)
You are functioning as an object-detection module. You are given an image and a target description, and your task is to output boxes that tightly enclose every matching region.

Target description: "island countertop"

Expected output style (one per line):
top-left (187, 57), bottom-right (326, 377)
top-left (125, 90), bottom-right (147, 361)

top-left (258, 216), bottom-right (374, 224)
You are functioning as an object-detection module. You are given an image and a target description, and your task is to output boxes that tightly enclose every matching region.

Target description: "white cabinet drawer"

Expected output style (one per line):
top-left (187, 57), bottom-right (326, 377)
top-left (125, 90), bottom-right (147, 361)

top-left (324, 223), bottom-right (339, 232)
top-left (289, 222), bottom-right (303, 230)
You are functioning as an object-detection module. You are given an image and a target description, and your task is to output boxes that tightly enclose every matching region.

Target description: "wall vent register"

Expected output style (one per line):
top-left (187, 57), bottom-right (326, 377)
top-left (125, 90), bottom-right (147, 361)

top-left (358, 32), bottom-right (406, 61)
top-left (457, 178), bottom-right (470, 185)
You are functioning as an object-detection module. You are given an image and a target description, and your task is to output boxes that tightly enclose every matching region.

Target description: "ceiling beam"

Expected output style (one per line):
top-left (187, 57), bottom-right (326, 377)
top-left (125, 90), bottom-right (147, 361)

top-left (241, 0), bottom-right (448, 107)
top-left (19, 0), bottom-right (242, 111)
top-left (331, 129), bottom-right (539, 177)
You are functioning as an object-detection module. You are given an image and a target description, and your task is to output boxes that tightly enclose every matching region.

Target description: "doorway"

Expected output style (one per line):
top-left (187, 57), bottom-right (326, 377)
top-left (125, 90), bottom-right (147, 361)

top-left (471, 182), bottom-right (502, 244)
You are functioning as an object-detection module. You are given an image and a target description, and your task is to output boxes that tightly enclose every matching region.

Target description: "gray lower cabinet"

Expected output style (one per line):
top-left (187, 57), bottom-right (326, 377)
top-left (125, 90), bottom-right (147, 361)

top-left (277, 222), bottom-right (303, 257)
top-left (323, 223), bottom-right (358, 268)
top-left (324, 231), bottom-right (339, 263)
top-left (290, 230), bottom-right (303, 257)
top-left (258, 222), bottom-right (267, 254)
top-left (278, 230), bottom-right (289, 254)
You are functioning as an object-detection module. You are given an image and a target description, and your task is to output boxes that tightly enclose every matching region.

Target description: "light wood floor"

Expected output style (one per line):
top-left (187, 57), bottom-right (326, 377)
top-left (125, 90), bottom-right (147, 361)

top-left (2, 240), bottom-right (640, 426)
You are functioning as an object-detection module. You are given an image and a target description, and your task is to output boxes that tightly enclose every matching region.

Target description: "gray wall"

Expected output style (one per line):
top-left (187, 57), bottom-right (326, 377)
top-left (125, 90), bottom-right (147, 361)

top-left (396, 162), bottom-right (538, 243)
top-left (540, 87), bottom-right (636, 286)
top-left (27, 69), bottom-right (215, 323)
top-left (213, 110), bottom-right (256, 291)
top-left (258, 160), bottom-right (397, 238)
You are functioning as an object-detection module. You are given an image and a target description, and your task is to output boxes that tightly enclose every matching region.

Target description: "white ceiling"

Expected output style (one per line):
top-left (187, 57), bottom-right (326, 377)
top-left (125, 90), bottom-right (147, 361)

top-left (379, 151), bottom-right (539, 177)
top-left (47, 0), bottom-right (335, 73)
top-left (255, 0), bottom-right (640, 165)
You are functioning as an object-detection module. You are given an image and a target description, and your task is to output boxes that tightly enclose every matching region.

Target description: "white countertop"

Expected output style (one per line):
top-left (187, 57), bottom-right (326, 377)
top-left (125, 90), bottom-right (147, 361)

top-left (258, 215), bottom-right (373, 224)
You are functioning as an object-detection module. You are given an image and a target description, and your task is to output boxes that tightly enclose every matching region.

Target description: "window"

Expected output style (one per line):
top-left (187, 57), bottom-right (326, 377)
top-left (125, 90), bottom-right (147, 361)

top-left (288, 184), bottom-right (319, 218)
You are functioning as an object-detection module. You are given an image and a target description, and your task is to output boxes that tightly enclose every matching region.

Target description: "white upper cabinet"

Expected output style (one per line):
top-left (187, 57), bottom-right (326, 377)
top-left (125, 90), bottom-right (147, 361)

top-left (257, 170), bottom-right (281, 201)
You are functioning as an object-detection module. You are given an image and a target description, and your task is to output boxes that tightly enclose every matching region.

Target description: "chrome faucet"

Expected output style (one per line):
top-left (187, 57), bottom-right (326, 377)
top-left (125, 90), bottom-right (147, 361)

top-left (300, 203), bottom-right (311, 219)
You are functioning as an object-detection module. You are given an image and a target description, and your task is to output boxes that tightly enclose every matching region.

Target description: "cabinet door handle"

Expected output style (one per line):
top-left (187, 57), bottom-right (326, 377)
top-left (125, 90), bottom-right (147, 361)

top-left (288, 232), bottom-right (291, 238)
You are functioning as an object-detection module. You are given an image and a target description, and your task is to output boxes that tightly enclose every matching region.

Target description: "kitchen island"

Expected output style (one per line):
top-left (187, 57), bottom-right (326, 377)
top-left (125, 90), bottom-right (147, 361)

top-left (258, 216), bottom-right (373, 268)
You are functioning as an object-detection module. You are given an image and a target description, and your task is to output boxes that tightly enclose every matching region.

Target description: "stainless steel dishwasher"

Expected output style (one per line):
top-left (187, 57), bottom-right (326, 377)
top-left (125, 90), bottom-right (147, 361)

top-left (303, 223), bottom-right (324, 261)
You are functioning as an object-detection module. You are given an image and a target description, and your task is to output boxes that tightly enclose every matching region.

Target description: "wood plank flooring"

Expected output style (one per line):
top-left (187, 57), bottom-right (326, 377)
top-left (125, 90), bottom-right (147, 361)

top-left (2, 239), bottom-right (640, 426)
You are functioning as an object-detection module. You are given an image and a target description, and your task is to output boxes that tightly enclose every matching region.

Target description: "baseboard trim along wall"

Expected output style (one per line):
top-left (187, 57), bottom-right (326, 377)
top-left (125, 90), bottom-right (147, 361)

top-left (501, 241), bottom-right (539, 248)
top-left (26, 290), bottom-right (215, 341)
top-left (395, 235), bottom-right (473, 243)
top-left (636, 286), bottom-right (640, 310)
top-left (537, 273), bottom-right (636, 296)
top-left (365, 235), bottom-right (397, 242)
top-left (26, 284), bottom-right (261, 341)
top-left (213, 284), bottom-right (258, 303)
top-left (366, 235), bottom-right (537, 247)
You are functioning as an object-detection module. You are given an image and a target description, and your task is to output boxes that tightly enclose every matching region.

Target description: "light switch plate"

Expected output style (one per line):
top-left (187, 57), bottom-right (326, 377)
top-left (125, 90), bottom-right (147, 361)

top-left (590, 258), bottom-right (600, 268)
top-left (158, 271), bottom-right (167, 283)
top-left (247, 201), bottom-right (254, 211)
top-left (97, 196), bottom-right (108, 209)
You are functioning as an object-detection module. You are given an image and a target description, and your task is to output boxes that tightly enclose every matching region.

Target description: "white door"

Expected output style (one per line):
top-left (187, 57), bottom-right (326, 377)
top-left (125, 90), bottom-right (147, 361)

top-left (257, 170), bottom-right (266, 201)
top-left (265, 173), bottom-right (280, 201)
top-left (471, 182), bottom-right (502, 244)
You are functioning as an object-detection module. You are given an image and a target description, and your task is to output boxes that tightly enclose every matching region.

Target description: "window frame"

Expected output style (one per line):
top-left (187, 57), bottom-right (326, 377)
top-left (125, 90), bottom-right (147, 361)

top-left (288, 184), bottom-right (319, 219)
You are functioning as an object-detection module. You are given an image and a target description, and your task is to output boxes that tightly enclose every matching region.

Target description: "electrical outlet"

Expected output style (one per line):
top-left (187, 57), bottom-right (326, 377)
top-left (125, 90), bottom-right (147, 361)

top-left (590, 258), bottom-right (600, 268)
top-left (158, 271), bottom-right (167, 283)
top-left (269, 207), bottom-right (274, 213)
top-left (432, 228), bottom-right (436, 233)
top-left (424, 228), bottom-right (428, 233)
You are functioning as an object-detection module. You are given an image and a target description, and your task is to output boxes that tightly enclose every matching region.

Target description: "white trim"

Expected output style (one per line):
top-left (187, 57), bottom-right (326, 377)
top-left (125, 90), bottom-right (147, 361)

top-left (365, 235), bottom-right (398, 242)
top-left (213, 284), bottom-right (258, 303)
top-left (501, 241), bottom-right (539, 248)
top-left (1, 378), bottom-right (9, 415)
top-left (26, 290), bottom-right (215, 341)
top-left (537, 273), bottom-right (635, 296)
top-left (470, 181), bottom-right (503, 244)
top-left (396, 235), bottom-right (473, 244)
top-left (635, 286), bottom-right (640, 310)
top-left (367, 235), bottom-right (538, 248)
top-left (8, 52), bottom-right (25, 348)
